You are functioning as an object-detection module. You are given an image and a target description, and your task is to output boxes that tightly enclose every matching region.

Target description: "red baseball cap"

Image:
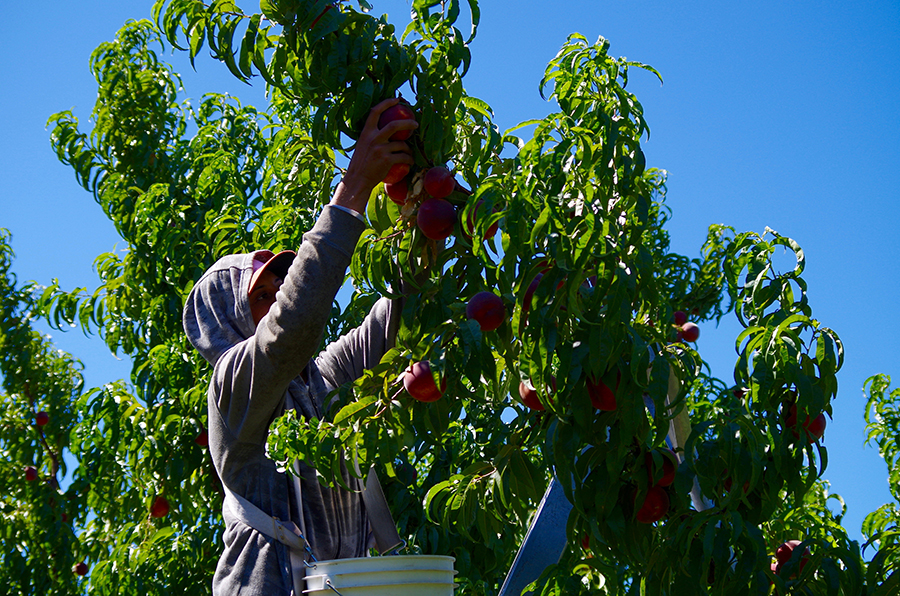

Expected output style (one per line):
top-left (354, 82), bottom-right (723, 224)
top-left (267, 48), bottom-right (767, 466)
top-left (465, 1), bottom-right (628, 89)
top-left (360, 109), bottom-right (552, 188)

top-left (247, 250), bottom-right (296, 296)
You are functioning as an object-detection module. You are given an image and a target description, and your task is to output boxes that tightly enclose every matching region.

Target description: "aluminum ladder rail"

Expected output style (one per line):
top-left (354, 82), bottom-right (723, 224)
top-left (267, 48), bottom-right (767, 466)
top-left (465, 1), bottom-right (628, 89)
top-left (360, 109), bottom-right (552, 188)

top-left (498, 369), bottom-right (713, 596)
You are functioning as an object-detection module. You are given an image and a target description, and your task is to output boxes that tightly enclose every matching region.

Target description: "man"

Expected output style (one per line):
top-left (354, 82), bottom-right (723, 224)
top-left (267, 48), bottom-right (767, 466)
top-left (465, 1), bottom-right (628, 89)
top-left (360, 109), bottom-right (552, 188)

top-left (183, 98), bottom-right (417, 595)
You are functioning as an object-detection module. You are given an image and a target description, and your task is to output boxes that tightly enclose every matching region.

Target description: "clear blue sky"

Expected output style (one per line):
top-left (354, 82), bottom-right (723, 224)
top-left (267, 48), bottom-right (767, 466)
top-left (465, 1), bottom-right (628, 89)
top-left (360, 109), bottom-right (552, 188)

top-left (2, 1), bottom-right (898, 546)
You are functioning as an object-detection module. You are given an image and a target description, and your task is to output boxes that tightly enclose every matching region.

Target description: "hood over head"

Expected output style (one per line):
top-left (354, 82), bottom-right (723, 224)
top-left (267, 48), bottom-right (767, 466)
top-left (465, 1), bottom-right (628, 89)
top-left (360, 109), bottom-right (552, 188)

top-left (183, 251), bottom-right (270, 366)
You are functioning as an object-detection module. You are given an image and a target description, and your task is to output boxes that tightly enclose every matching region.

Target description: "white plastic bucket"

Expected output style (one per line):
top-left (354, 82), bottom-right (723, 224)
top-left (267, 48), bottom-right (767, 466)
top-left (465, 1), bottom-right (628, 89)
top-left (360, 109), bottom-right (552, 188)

top-left (302, 555), bottom-right (456, 595)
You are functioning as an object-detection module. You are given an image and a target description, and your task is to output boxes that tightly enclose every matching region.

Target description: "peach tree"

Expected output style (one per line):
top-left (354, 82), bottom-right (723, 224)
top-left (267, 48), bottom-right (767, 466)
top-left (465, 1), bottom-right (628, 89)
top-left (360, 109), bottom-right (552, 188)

top-left (5, 0), bottom-right (894, 594)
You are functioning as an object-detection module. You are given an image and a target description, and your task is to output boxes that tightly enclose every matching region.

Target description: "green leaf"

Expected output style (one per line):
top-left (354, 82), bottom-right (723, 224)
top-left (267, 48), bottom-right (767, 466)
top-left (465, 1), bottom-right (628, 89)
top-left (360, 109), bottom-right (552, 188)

top-left (504, 119), bottom-right (544, 136)
top-left (148, 526), bottom-right (175, 545)
top-left (216, 16), bottom-right (248, 82)
top-left (461, 96), bottom-right (492, 119)
top-left (464, 0), bottom-right (480, 42)
top-left (238, 14), bottom-right (261, 80)
top-left (334, 394), bottom-right (378, 425)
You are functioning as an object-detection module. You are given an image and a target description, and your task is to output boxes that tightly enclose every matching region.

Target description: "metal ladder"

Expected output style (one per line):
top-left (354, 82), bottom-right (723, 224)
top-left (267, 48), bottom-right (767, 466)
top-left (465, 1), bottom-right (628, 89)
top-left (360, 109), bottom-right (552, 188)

top-left (499, 369), bottom-right (713, 596)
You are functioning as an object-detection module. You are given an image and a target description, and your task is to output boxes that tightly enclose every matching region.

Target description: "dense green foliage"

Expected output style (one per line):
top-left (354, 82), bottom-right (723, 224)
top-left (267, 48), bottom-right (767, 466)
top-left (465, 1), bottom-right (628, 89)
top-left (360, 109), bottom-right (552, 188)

top-left (0, 1), bottom-right (897, 594)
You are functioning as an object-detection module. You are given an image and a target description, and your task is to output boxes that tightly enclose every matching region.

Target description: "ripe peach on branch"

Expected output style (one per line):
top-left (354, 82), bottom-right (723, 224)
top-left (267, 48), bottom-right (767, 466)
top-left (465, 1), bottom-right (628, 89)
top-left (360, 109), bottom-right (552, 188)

top-left (465, 291), bottom-right (505, 332)
top-left (416, 198), bottom-right (456, 240)
top-left (150, 495), bottom-right (170, 518)
top-left (403, 361), bottom-right (446, 402)
top-left (587, 375), bottom-right (617, 411)
top-left (784, 404), bottom-right (827, 443)
top-left (384, 178), bottom-right (409, 205)
top-left (377, 101), bottom-right (417, 141)
top-left (645, 449), bottom-right (677, 487)
top-left (195, 429), bottom-right (209, 447)
top-left (423, 166), bottom-right (455, 199)
top-left (383, 163), bottom-right (410, 185)
top-left (679, 322), bottom-right (700, 342)
top-left (634, 486), bottom-right (669, 524)
top-left (518, 381), bottom-right (544, 411)
top-left (773, 539), bottom-right (811, 579)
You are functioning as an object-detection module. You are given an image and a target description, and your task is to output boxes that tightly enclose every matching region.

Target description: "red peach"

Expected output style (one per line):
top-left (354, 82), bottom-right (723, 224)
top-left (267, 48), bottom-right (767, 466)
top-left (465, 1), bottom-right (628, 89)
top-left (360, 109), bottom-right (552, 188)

top-left (518, 381), bottom-right (545, 411)
top-left (384, 177), bottom-right (409, 205)
top-left (635, 486), bottom-right (669, 524)
top-left (785, 405), bottom-right (827, 443)
top-left (587, 375), bottom-right (617, 411)
top-left (195, 429), bottom-right (209, 447)
top-left (645, 449), bottom-right (677, 488)
top-left (805, 412), bottom-right (827, 442)
top-left (518, 377), bottom-right (556, 411)
top-left (466, 291), bottom-right (505, 332)
top-left (416, 198), bottom-right (456, 240)
top-left (377, 102), bottom-right (416, 141)
top-left (383, 163), bottom-right (410, 185)
top-left (150, 495), bottom-right (170, 518)
top-left (403, 361), bottom-right (446, 402)
top-left (680, 322), bottom-right (700, 342)
top-left (774, 539), bottom-right (810, 578)
top-left (423, 166), bottom-right (455, 199)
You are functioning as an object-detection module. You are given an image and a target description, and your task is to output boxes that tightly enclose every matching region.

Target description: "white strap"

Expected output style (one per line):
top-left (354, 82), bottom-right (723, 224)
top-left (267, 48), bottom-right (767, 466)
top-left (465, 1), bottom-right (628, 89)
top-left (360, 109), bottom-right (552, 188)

top-left (285, 394), bottom-right (312, 596)
top-left (286, 390), bottom-right (310, 544)
top-left (222, 485), bottom-right (307, 553)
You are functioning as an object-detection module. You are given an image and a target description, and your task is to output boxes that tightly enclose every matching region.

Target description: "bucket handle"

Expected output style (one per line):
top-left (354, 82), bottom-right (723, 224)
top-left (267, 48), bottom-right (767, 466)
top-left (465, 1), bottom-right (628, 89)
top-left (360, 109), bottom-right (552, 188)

top-left (385, 539), bottom-right (407, 556)
top-left (325, 579), bottom-right (345, 596)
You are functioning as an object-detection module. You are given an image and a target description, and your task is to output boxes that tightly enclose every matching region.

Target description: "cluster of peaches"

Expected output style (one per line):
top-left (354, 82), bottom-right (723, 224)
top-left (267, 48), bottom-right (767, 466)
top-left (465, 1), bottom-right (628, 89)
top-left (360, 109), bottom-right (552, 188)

top-left (373, 101), bottom-right (505, 403)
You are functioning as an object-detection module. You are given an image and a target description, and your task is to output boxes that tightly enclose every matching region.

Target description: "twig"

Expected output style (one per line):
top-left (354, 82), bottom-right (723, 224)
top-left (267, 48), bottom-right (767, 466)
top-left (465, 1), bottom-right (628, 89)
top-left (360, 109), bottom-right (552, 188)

top-left (374, 228), bottom-right (408, 242)
top-left (25, 385), bottom-right (61, 486)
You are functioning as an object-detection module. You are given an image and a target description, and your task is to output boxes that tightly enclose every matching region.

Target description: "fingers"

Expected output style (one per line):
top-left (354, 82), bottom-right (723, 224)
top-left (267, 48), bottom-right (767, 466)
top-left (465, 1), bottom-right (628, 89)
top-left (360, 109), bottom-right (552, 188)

top-left (373, 118), bottom-right (419, 143)
top-left (382, 139), bottom-right (415, 157)
top-left (343, 98), bottom-right (418, 197)
top-left (363, 97), bottom-right (400, 133)
top-left (369, 141), bottom-right (414, 174)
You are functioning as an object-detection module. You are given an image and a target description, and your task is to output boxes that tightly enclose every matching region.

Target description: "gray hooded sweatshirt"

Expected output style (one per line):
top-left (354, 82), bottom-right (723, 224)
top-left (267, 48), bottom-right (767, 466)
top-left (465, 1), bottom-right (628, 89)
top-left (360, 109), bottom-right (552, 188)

top-left (183, 206), bottom-right (400, 595)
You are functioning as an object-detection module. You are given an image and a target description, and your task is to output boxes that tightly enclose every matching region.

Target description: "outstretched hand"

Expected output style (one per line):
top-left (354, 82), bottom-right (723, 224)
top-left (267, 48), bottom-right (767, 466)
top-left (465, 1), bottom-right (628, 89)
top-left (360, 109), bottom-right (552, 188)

top-left (331, 98), bottom-right (417, 215)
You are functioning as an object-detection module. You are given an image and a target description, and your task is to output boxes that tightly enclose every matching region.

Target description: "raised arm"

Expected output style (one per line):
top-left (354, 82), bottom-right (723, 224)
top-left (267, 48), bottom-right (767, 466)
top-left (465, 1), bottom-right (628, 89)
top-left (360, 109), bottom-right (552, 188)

top-left (210, 99), bottom-right (417, 444)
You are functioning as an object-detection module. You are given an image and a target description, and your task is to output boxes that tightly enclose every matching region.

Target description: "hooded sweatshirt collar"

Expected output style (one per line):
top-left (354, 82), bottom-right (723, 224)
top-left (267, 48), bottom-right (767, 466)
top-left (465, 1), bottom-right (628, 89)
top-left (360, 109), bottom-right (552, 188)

top-left (183, 252), bottom-right (263, 366)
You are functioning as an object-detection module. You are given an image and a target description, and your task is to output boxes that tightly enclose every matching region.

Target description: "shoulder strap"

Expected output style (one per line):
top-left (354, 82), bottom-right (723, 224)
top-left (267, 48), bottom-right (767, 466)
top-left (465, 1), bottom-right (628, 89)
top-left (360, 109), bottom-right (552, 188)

top-left (361, 465), bottom-right (405, 554)
top-left (288, 389), bottom-right (404, 556)
top-left (222, 484), bottom-right (307, 553)
top-left (221, 476), bottom-right (310, 596)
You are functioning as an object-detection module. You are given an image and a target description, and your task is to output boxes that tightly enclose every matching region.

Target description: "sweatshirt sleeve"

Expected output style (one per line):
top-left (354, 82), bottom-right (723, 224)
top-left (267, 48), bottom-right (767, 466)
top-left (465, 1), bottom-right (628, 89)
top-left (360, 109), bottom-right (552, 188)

top-left (315, 296), bottom-right (402, 390)
top-left (212, 206), bottom-right (366, 445)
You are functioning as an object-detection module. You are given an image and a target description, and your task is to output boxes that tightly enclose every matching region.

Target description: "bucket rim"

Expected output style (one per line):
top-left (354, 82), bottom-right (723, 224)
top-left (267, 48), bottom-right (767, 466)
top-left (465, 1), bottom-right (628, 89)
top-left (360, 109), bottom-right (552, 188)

top-left (303, 582), bottom-right (457, 595)
top-left (310, 554), bottom-right (456, 564)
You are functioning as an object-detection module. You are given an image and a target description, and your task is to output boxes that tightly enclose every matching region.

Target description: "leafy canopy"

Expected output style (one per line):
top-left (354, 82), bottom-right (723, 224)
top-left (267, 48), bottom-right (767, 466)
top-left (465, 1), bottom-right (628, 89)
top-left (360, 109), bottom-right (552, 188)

top-left (0, 1), bottom-right (896, 594)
